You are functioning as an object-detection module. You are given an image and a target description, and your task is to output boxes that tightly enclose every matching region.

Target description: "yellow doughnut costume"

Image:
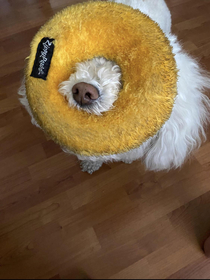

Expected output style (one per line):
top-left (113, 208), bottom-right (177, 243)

top-left (25, 1), bottom-right (177, 157)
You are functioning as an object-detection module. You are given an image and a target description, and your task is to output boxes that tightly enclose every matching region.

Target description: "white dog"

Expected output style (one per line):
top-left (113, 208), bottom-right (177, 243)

top-left (19, 0), bottom-right (210, 174)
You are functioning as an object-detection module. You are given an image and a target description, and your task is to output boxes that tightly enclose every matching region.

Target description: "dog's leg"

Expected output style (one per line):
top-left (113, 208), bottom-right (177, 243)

top-left (80, 160), bottom-right (103, 174)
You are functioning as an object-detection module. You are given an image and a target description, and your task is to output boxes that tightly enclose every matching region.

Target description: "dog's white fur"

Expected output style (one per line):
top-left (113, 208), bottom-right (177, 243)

top-left (59, 57), bottom-right (122, 115)
top-left (18, 78), bottom-right (40, 128)
top-left (19, 0), bottom-right (210, 174)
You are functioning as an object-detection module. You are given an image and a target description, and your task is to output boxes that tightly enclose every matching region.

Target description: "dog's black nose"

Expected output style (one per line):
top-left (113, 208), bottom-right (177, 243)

top-left (72, 82), bottom-right (99, 106)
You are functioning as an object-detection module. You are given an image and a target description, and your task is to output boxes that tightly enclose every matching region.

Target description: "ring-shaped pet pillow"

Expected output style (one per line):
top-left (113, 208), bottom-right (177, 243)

top-left (25, 1), bottom-right (177, 157)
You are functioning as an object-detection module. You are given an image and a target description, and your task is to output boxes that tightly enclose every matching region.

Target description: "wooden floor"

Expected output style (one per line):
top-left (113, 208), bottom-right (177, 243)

top-left (0, 0), bottom-right (210, 279)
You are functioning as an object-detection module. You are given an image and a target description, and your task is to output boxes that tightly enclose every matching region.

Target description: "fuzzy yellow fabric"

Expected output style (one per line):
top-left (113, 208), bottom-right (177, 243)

top-left (25, 1), bottom-right (177, 156)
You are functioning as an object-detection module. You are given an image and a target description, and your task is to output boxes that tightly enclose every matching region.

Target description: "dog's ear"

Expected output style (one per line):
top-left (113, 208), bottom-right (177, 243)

top-left (18, 78), bottom-right (40, 128)
top-left (143, 51), bottom-right (210, 171)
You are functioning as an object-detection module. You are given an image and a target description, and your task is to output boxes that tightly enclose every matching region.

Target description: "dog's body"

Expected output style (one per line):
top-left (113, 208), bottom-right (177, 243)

top-left (19, 0), bottom-right (210, 174)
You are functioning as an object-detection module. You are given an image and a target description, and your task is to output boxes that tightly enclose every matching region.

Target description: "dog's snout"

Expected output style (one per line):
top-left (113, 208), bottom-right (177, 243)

top-left (72, 82), bottom-right (99, 106)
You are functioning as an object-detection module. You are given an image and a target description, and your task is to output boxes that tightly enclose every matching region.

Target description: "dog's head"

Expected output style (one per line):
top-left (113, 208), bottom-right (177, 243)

top-left (59, 57), bottom-right (122, 115)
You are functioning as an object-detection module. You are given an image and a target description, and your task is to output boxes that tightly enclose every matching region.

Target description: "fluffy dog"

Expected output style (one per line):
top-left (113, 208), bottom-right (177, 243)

top-left (19, 0), bottom-right (210, 174)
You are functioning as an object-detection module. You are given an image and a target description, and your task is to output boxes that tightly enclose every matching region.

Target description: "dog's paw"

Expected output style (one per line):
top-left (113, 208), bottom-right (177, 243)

top-left (80, 160), bottom-right (103, 174)
top-left (122, 159), bottom-right (133, 164)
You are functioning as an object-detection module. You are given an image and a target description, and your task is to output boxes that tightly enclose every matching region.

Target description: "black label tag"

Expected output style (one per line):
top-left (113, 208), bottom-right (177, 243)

top-left (31, 37), bottom-right (55, 80)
